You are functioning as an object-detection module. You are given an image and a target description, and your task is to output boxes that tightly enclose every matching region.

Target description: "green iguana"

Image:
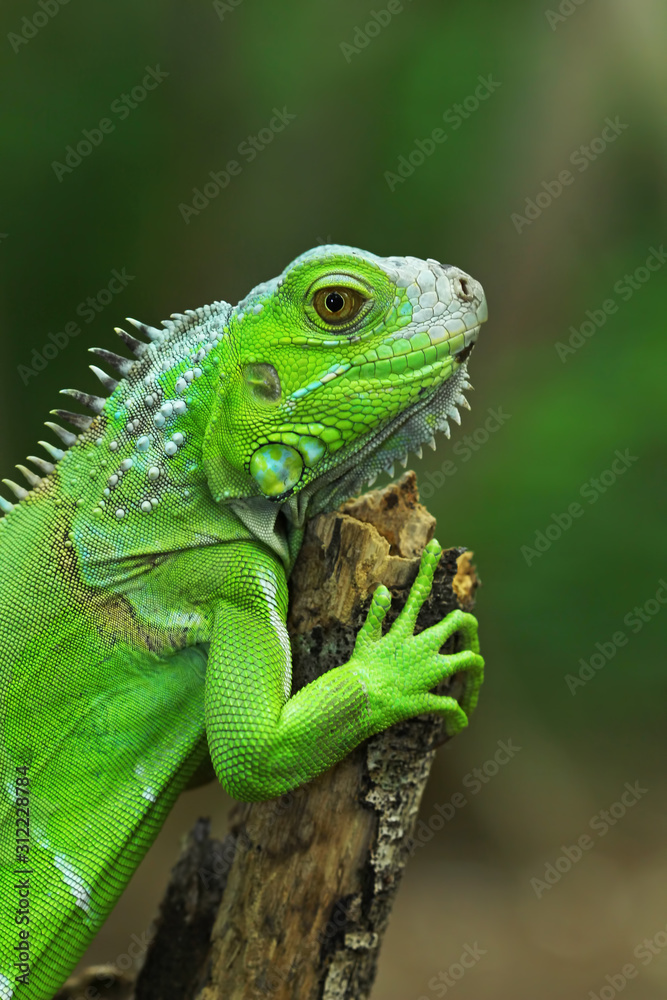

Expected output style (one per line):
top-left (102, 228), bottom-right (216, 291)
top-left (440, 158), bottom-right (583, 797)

top-left (0, 245), bottom-right (487, 998)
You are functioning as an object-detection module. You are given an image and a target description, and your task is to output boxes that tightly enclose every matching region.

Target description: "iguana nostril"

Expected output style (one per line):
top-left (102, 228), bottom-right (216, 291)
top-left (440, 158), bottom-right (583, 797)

top-left (455, 277), bottom-right (474, 301)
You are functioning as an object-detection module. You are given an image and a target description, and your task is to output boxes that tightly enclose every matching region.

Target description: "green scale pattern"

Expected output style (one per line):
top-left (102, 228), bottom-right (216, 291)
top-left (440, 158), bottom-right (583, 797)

top-left (0, 245), bottom-right (487, 998)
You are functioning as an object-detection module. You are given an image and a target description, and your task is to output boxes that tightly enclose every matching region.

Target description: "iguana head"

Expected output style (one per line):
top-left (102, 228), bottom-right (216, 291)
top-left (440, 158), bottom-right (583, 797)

top-left (204, 245), bottom-right (487, 517)
top-left (1, 245), bottom-right (486, 544)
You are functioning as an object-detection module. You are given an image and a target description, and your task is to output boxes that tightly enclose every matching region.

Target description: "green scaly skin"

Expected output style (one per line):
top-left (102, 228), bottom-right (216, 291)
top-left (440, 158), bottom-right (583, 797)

top-left (0, 245), bottom-right (487, 998)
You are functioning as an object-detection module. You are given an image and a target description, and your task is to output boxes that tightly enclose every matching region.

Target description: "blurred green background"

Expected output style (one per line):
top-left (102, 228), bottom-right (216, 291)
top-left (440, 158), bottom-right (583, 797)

top-left (1, 0), bottom-right (665, 996)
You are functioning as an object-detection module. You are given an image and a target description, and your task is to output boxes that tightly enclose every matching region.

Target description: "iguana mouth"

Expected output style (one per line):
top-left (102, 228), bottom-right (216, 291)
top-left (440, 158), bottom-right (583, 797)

top-left (363, 322), bottom-right (481, 472)
top-left (455, 342), bottom-right (475, 365)
top-left (285, 358), bottom-right (475, 521)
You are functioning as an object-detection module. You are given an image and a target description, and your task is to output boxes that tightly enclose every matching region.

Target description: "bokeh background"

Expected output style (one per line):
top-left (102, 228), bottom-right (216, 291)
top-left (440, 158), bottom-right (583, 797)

top-left (1, 0), bottom-right (666, 996)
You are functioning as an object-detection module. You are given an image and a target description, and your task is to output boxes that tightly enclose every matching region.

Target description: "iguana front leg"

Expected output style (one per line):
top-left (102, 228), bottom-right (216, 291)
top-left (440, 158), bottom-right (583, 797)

top-left (206, 539), bottom-right (483, 801)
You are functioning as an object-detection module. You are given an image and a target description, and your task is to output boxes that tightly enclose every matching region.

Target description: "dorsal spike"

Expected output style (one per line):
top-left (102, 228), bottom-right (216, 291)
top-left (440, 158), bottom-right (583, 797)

top-left (428, 436), bottom-right (437, 451)
top-left (50, 409), bottom-right (93, 431)
top-left (89, 365), bottom-right (119, 394)
top-left (27, 455), bottom-right (55, 476)
top-left (89, 347), bottom-right (135, 376)
top-left (126, 317), bottom-right (163, 341)
top-left (16, 464), bottom-right (41, 488)
top-left (2, 479), bottom-right (28, 501)
top-left (44, 422), bottom-right (77, 447)
top-left (0, 496), bottom-right (15, 515)
top-left (386, 464), bottom-right (395, 478)
top-left (114, 327), bottom-right (147, 357)
top-left (38, 440), bottom-right (64, 462)
top-left (60, 389), bottom-right (106, 414)
top-left (415, 445), bottom-right (423, 459)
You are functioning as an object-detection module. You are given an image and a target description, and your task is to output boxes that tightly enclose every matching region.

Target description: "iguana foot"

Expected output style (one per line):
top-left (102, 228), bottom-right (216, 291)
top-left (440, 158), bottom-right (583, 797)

top-left (352, 538), bottom-right (484, 736)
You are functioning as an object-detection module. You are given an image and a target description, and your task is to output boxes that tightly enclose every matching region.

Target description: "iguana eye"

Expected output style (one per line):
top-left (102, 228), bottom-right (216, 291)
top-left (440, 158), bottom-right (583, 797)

top-left (313, 287), bottom-right (366, 325)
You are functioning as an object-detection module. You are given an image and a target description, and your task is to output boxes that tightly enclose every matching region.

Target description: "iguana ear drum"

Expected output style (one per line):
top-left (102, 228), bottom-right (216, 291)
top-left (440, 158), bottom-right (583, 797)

top-left (243, 362), bottom-right (282, 402)
top-left (249, 443), bottom-right (304, 497)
